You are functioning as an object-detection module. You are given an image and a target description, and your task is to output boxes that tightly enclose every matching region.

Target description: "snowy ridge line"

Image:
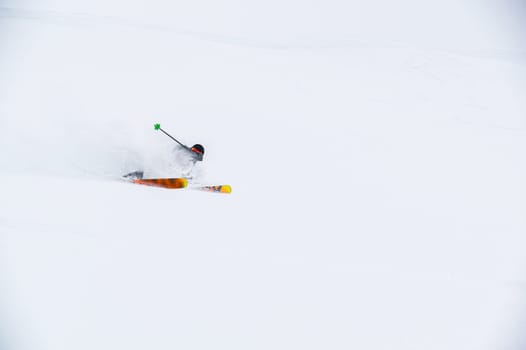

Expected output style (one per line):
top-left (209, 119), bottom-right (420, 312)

top-left (0, 6), bottom-right (402, 50)
top-left (2, 6), bottom-right (524, 60)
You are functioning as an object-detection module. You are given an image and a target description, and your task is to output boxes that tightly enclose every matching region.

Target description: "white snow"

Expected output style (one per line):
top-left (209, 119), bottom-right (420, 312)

top-left (1, 1), bottom-right (526, 349)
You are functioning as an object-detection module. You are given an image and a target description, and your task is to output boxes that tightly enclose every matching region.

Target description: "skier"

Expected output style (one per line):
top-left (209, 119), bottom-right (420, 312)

top-left (176, 143), bottom-right (205, 164)
top-left (123, 124), bottom-right (204, 180)
top-left (170, 142), bottom-right (205, 178)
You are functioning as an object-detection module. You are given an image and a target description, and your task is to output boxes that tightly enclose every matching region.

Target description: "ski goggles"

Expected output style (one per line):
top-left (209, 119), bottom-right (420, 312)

top-left (191, 147), bottom-right (204, 155)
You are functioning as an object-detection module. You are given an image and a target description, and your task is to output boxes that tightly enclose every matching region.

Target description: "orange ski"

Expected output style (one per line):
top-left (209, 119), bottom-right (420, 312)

top-left (133, 178), bottom-right (188, 189)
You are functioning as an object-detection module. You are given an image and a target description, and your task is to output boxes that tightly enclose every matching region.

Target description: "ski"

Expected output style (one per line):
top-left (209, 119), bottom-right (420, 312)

top-left (132, 177), bottom-right (188, 189)
top-left (191, 184), bottom-right (232, 194)
top-left (122, 172), bottom-right (231, 193)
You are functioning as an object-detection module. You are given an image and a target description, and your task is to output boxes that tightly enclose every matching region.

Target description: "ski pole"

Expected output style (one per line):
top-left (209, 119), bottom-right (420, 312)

top-left (154, 123), bottom-right (185, 147)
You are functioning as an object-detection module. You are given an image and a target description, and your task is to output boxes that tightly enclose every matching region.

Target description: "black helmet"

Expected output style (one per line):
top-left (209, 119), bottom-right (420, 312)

top-left (191, 144), bottom-right (204, 155)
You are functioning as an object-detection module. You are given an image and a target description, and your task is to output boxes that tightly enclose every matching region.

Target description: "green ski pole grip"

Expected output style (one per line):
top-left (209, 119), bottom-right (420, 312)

top-left (154, 123), bottom-right (161, 130)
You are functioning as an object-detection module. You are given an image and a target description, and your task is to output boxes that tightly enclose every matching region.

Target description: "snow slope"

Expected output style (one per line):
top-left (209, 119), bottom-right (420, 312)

top-left (1, 1), bottom-right (526, 349)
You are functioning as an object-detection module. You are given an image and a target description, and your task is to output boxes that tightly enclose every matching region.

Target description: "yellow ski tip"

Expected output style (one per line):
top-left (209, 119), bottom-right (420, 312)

top-left (220, 185), bottom-right (232, 193)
